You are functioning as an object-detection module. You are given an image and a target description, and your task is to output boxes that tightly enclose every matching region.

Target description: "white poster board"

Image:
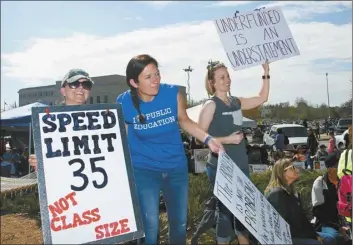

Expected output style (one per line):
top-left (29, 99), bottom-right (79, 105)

top-left (293, 161), bottom-right (305, 169)
top-left (250, 164), bottom-right (269, 173)
top-left (31, 104), bottom-right (144, 244)
top-left (194, 149), bottom-right (209, 173)
top-left (214, 152), bottom-right (292, 244)
top-left (214, 6), bottom-right (300, 70)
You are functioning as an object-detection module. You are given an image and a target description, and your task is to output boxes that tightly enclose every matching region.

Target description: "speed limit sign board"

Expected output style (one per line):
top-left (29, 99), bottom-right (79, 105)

top-left (31, 103), bottom-right (144, 244)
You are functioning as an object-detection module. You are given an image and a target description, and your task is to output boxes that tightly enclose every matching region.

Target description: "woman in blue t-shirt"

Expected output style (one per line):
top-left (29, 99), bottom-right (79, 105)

top-left (116, 54), bottom-right (223, 245)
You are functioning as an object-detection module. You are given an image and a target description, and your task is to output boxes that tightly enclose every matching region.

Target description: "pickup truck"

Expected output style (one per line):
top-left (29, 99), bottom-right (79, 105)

top-left (263, 124), bottom-right (308, 150)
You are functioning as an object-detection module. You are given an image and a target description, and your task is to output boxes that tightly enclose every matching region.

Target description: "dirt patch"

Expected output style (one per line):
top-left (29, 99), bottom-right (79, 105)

top-left (1, 214), bottom-right (43, 244)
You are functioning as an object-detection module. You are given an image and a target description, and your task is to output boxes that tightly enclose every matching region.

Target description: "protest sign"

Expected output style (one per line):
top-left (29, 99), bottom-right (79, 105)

top-left (293, 161), bottom-right (305, 169)
top-left (250, 164), bottom-right (269, 173)
top-left (31, 104), bottom-right (144, 244)
top-left (214, 152), bottom-right (292, 244)
top-left (214, 6), bottom-right (300, 70)
top-left (194, 149), bottom-right (209, 173)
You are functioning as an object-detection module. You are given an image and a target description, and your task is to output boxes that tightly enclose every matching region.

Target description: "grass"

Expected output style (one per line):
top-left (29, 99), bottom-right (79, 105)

top-left (1, 170), bottom-right (322, 244)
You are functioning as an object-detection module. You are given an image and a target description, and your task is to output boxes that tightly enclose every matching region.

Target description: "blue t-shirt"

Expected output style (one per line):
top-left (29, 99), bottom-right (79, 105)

top-left (116, 84), bottom-right (187, 171)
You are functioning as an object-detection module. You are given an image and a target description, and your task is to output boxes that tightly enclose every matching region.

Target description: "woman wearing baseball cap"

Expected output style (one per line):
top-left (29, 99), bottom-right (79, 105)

top-left (29, 68), bottom-right (94, 169)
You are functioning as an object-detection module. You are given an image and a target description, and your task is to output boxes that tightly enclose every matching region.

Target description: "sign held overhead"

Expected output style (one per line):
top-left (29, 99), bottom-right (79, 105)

top-left (214, 7), bottom-right (300, 70)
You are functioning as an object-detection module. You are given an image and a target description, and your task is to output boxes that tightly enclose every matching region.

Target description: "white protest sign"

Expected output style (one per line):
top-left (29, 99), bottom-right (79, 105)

top-left (293, 161), bottom-right (305, 169)
top-left (214, 152), bottom-right (292, 244)
top-left (320, 161), bottom-right (326, 170)
top-left (194, 149), bottom-right (209, 173)
top-left (31, 104), bottom-right (144, 244)
top-left (250, 164), bottom-right (269, 173)
top-left (214, 6), bottom-right (300, 70)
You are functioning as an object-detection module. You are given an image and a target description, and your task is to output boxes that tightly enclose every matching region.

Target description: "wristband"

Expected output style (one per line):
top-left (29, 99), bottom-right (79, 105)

top-left (203, 135), bottom-right (212, 145)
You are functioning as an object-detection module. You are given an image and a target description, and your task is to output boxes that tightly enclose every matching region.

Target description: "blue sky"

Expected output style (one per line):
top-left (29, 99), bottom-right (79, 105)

top-left (1, 1), bottom-right (352, 109)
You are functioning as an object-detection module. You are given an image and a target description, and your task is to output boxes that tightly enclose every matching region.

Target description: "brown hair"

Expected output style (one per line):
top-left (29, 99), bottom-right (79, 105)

top-left (126, 54), bottom-right (159, 124)
top-left (205, 60), bottom-right (228, 97)
top-left (265, 158), bottom-right (296, 195)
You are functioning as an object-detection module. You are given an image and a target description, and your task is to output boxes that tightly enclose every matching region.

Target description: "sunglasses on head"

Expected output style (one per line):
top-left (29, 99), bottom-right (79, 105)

top-left (65, 80), bottom-right (93, 90)
top-left (284, 165), bottom-right (296, 171)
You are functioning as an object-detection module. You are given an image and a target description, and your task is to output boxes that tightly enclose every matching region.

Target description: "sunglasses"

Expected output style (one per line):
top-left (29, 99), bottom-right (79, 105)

top-left (284, 165), bottom-right (296, 171)
top-left (65, 80), bottom-right (93, 90)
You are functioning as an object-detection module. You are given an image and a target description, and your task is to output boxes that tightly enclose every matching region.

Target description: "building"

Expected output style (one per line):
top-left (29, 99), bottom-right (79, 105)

top-left (18, 74), bottom-right (186, 106)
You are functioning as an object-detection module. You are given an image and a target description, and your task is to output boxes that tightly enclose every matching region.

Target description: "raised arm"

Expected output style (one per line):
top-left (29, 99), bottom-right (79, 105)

top-left (239, 62), bottom-right (270, 110)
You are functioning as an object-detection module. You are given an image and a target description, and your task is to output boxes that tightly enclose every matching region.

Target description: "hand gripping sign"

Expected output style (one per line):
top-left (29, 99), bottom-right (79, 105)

top-left (31, 104), bottom-right (144, 244)
top-left (214, 152), bottom-right (292, 244)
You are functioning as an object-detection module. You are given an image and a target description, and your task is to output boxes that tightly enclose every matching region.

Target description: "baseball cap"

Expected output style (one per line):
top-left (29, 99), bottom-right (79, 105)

top-left (61, 69), bottom-right (94, 87)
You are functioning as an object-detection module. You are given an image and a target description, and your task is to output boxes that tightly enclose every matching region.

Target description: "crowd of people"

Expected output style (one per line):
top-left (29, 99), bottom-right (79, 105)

top-left (0, 137), bottom-right (31, 178)
top-left (8, 54), bottom-right (350, 245)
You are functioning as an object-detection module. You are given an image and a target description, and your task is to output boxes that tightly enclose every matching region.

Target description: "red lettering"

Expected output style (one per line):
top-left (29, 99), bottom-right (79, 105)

top-left (58, 197), bottom-right (69, 211)
top-left (50, 217), bottom-right (62, 232)
top-left (48, 202), bottom-right (63, 218)
top-left (110, 222), bottom-right (121, 236)
top-left (48, 191), bottom-right (78, 218)
top-left (65, 192), bottom-right (78, 206)
top-left (49, 208), bottom-right (101, 232)
top-left (82, 210), bottom-right (92, 225)
top-left (91, 208), bottom-right (101, 222)
top-left (95, 225), bottom-right (104, 240)
top-left (72, 213), bottom-right (84, 228)
top-left (119, 219), bottom-right (130, 233)
top-left (94, 219), bottom-right (131, 240)
top-left (61, 215), bottom-right (73, 230)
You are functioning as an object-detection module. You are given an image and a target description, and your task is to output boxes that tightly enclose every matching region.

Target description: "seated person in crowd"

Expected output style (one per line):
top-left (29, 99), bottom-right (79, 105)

top-left (0, 152), bottom-right (17, 177)
top-left (316, 144), bottom-right (329, 161)
top-left (265, 158), bottom-right (337, 245)
top-left (311, 152), bottom-right (346, 245)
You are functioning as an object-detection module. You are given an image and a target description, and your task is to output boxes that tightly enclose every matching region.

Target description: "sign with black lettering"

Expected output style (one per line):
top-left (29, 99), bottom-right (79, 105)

top-left (31, 104), bottom-right (144, 244)
top-left (214, 152), bottom-right (292, 244)
top-left (214, 6), bottom-right (300, 70)
top-left (249, 164), bottom-right (269, 173)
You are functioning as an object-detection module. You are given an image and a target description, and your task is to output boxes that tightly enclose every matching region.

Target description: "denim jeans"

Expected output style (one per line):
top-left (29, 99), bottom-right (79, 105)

top-left (134, 166), bottom-right (188, 245)
top-left (306, 152), bottom-right (314, 169)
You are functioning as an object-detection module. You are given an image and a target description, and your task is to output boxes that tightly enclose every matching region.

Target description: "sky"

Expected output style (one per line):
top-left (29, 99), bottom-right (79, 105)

top-left (1, 1), bottom-right (352, 109)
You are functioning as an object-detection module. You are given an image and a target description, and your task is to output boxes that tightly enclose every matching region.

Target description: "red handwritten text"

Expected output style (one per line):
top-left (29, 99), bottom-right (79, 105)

top-left (95, 219), bottom-right (131, 240)
top-left (51, 208), bottom-right (101, 232)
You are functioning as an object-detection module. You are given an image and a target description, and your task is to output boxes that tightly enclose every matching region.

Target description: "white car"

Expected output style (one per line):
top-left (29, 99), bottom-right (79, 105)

top-left (335, 129), bottom-right (348, 149)
top-left (263, 124), bottom-right (308, 149)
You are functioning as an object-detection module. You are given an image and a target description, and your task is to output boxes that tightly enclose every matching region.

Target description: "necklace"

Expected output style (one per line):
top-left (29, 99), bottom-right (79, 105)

top-left (219, 96), bottom-right (230, 106)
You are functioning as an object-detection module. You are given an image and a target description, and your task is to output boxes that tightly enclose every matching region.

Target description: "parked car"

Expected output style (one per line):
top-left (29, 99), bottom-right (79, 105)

top-left (335, 118), bottom-right (352, 135)
top-left (263, 124), bottom-right (308, 150)
top-left (335, 129), bottom-right (349, 149)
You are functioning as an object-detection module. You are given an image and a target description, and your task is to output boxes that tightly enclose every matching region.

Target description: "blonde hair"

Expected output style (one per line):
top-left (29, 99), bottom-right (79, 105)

top-left (264, 158), bottom-right (296, 195)
top-left (205, 61), bottom-right (228, 97)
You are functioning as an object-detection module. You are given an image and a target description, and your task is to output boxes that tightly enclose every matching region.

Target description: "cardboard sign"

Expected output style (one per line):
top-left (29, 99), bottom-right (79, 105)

top-left (250, 164), bottom-right (269, 173)
top-left (31, 104), bottom-right (144, 244)
top-left (214, 6), bottom-right (300, 70)
top-left (314, 161), bottom-right (326, 171)
top-left (214, 152), bottom-right (292, 244)
top-left (293, 161), bottom-right (305, 169)
top-left (193, 149), bottom-right (209, 173)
